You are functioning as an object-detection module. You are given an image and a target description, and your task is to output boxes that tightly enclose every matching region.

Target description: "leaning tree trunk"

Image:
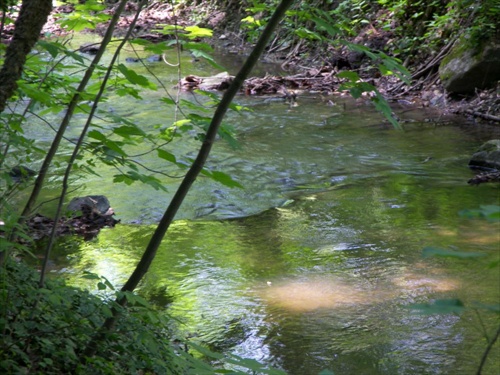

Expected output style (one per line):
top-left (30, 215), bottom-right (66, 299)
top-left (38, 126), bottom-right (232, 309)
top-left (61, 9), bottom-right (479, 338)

top-left (81, 0), bottom-right (295, 362)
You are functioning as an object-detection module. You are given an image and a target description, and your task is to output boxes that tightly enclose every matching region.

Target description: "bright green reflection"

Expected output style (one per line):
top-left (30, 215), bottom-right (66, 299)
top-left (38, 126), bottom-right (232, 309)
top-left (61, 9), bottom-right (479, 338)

top-left (53, 175), bottom-right (499, 374)
top-left (30, 39), bottom-right (500, 374)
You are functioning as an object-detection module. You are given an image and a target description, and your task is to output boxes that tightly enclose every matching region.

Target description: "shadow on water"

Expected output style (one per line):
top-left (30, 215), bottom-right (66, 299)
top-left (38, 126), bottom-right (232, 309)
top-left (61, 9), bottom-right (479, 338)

top-left (25, 43), bottom-right (500, 374)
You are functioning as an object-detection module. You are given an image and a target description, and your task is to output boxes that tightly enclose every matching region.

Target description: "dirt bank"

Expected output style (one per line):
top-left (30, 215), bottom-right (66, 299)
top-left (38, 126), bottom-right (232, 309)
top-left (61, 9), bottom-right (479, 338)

top-left (11, 2), bottom-right (496, 126)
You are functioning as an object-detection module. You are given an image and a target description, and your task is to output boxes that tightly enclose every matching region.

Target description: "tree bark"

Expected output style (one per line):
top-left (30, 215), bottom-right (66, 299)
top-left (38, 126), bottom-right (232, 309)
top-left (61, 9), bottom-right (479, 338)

top-left (0, 0), bottom-right (128, 266)
top-left (121, 0), bottom-right (294, 295)
top-left (0, 0), bottom-right (53, 114)
top-left (0, 0), bottom-right (52, 265)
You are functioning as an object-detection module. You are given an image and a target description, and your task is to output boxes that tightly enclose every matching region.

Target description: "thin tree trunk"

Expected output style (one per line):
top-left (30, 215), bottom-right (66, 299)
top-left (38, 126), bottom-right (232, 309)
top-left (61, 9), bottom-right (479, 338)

top-left (476, 324), bottom-right (500, 375)
top-left (38, 0), bottom-right (146, 288)
top-left (81, 0), bottom-right (295, 361)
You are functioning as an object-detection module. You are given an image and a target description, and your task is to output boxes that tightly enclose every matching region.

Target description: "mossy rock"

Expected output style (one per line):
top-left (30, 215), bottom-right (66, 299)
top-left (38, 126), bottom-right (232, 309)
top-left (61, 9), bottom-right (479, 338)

top-left (439, 38), bottom-right (500, 94)
top-left (469, 140), bottom-right (500, 170)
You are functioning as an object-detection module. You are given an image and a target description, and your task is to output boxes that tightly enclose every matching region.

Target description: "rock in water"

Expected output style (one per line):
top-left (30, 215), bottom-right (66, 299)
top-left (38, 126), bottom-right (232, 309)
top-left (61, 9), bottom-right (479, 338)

top-left (67, 195), bottom-right (112, 216)
top-left (469, 139), bottom-right (500, 170)
top-left (9, 166), bottom-right (36, 181)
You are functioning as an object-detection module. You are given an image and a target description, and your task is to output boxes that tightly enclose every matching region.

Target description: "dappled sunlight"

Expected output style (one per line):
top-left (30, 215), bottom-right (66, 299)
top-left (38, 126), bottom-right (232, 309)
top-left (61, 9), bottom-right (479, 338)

top-left (432, 221), bottom-right (500, 247)
top-left (458, 224), bottom-right (500, 246)
top-left (260, 278), bottom-right (379, 312)
top-left (259, 269), bottom-right (460, 313)
top-left (390, 272), bottom-right (460, 293)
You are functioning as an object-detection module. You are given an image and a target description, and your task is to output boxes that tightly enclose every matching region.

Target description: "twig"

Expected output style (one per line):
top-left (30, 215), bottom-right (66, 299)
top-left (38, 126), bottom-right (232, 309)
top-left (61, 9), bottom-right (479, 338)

top-left (463, 109), bottom-right (500, 123)
top-left (476, 324), bottom-right (500, 375)
top-left (412, 38), bottom-right (456, 80)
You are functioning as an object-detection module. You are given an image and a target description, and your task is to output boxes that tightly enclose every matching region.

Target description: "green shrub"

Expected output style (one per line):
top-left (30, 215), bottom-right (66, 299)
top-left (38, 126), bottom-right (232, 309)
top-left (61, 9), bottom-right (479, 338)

top-left (0, 261), bottom-right (183, 374)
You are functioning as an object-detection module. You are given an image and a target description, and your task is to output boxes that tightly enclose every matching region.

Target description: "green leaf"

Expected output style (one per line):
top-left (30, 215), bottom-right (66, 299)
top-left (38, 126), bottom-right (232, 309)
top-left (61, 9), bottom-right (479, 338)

top-left (113, 173), bottom-right (134, 185)
top-left (59, 18), bottom-right (95, 32)
top-left (17, 82), bottom-right (52, 104)
top-left (408, 299), bottom-right (466, 315)
top-left (75, 2), bottom-right (105, 12)
top-left (218, 123), bottom-right (240, 149)
top-left (187, 341), bottom-right (224, 360)
top-left (184, 25), bottom-right (213, 39)
top-left (88, 129), bottom-right (107, 141)
top-left (160, 97), bottom-right (176, 105)
top-left (63, 48), bottom-right (87, 64)
top-left (183, 41), bottom-right (214, 52)
top-left (372, 92), bottom-right (401, 130)
top-left (131, 294), bottom-right (150, 307)
top-left (113, 125), bottom-right (146, 138)
top-left (187, 113), bottom-right (211, 129)
top-left (179, 98), bottom-right (212, 112)
top-left (337, 71), bottom-right (360, 82)
top-left (295, 28), bottom-right (322, 41)
top-left (422, 246), bottom-right (486, 259)
top-left (378, 52), bottom-right (411, 84)
top-left (103, 140), bottom-right (127, 157)
top-left (311, 16), bottom-right (340, 37)
top-left (190, 50), bottom-right (225, 70)
top-left (241, 15), bottom-right (260, 26)
top-left (37, 40), bottom-right (60, 58)
top-left (101, 305), bottom-right (113, 318)
top-left (157, 149), bottom-right (177, 163)
top-left (116, 64), bottom-right (156, 89)
top-left (115, 171), bottom-right (167, 191)
top-left (207, 170), bottom-right (244, 189)
top-left (81, 271), bottom-right (100, 280)
top-left (348, 86), bottom-right (363, 98)
top-left (102, 277), bottom-right (115, 290)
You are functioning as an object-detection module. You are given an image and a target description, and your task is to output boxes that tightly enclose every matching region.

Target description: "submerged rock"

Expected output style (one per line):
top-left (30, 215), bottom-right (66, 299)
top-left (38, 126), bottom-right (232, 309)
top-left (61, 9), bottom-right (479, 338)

top-left (439, 39), bottom-right (500, 94)
top-left (469, 139), bottom-right (500, 170)
top-left (9, 166), bottom-right (36, 181)
top-left (79, 43), bottom-right (100, 55)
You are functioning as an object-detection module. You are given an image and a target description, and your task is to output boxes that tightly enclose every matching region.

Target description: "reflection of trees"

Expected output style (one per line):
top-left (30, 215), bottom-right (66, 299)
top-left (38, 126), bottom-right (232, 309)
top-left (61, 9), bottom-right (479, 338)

top-left (228, 208), bottom-right (289, 279)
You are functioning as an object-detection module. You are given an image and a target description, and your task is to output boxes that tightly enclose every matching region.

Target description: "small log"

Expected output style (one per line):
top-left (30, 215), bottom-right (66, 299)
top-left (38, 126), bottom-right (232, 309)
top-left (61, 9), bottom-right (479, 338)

top-left (468, 171), bottom-right (500, 185)
top-left (464, 109), bottom-right (500, 123)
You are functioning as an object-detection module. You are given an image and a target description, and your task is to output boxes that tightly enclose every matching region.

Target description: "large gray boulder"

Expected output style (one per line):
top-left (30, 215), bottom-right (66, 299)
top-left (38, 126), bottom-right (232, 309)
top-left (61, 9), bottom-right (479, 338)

top-left (439, 40), bottom-right (500, 94)
top-left (469, 140), bottom-right (500, 170)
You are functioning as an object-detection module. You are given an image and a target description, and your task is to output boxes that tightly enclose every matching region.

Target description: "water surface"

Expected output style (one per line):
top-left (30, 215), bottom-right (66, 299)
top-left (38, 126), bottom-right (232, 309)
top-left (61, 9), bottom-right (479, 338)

top-left (26, 44), bottom-right (500, 374)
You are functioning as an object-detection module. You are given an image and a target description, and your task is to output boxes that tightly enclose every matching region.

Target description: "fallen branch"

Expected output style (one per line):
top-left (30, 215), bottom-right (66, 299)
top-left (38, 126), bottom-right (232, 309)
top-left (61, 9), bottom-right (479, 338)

top-left (468, 171), bottom-right (500, 185)
top-left (463, 109), bottom-right (500, 123)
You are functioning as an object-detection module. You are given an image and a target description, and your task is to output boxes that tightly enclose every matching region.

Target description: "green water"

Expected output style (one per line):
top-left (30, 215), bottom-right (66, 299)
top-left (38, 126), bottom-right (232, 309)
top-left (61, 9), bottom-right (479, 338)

top-left (27, 45), bottom-right (500, 374)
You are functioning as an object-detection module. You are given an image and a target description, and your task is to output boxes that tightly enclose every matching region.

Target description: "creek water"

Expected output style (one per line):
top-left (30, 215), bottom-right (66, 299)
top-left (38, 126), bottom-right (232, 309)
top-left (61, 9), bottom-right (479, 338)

top-left (28, 44), bottom-right (500, 374)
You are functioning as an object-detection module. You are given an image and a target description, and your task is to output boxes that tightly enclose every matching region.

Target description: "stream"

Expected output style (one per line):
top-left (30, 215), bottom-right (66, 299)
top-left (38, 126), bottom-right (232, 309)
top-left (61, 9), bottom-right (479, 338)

top-left (27, 42), bottom-right (500, 374)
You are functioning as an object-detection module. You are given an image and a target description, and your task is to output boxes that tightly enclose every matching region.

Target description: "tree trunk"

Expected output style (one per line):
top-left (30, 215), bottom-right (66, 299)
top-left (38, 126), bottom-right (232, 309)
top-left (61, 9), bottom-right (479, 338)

top-left (0, 0), bottom-right (52, 114)
top-left (80, 0), bottom-right (295, 361)
top-left (0, 0), bottom-right (52, 265)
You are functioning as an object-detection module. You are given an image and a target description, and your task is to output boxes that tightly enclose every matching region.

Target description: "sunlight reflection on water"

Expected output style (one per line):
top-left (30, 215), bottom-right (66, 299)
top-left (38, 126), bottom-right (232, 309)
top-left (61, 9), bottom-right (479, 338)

top-left (258, 271), bottom-right (460, 313)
